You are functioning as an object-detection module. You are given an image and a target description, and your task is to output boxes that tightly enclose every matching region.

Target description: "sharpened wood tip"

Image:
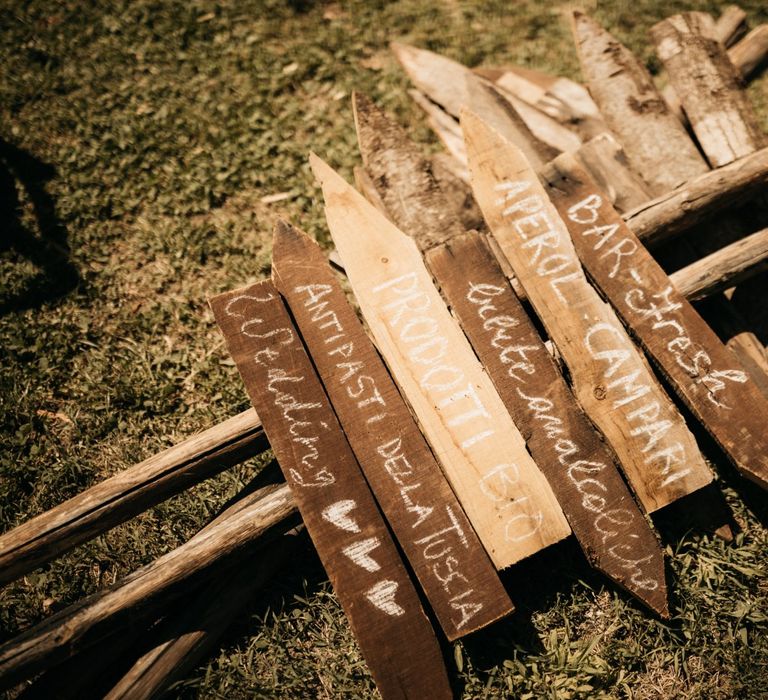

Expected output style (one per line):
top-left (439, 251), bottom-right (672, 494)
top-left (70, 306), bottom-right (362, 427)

top-left (460, 107), bottom-right (529, 172)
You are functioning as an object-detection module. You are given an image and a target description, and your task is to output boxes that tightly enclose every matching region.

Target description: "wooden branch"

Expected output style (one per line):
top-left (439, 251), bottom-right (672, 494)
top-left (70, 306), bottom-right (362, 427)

top-left (730, 25), bottom-right (768, 79)
top-left (670, 227), bottom-right (768, 301)
top-left (0, 409), bottom-right (268, 587)
top-left (651, 12), bottom-right (766, 168)
top-left (0, 483), bottom-right (299, 690)
top-left (102, 527), bottom-right (305, 700)
top-left (571, 11), bottom-right (708, 194)
top-left (622, 145), bottom-right (768, 247)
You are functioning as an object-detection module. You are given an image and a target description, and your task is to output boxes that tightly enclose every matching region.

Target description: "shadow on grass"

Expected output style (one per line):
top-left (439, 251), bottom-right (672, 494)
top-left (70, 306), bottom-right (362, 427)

top-left (0, 138), bottom-right (80, 316)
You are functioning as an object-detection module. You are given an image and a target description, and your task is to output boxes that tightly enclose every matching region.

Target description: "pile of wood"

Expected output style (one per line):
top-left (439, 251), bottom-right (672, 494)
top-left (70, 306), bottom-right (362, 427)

top-left (2, 7), bottom-right (768, 699)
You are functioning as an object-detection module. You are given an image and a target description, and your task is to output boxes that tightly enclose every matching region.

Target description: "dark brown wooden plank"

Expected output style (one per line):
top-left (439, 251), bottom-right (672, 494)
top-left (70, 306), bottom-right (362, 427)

top-left (210, 281), bottom-right (452, 700)
top-left (271, 220), bottom-right (513, 639)
top-left (425, 231), bottom-right (668, 616)
top-left (542, 153), bottom-right (768, 492)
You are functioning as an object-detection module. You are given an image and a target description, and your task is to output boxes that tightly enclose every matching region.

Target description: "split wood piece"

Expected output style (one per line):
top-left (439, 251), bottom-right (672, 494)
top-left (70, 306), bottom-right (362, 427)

top-left (651, 12), bottom-right (766, 168)
top-left (572, 133), bottom-right (654, 214)
top-left (430, 152), bottom-right (487, 232)
top-left (572, 11), bottom-right (708, 195)
top-left (0, 408), bottom-right (267, 587)
top-left (0, 483), bottom-right (298, 690)
top-left (310, 153), bottom-right (571, 567)
top-left (730, 25), bottom-right (768, 80)
top-left (465, 77), bottom-right (558, 170)
top-left (210, 280), bottom-right (452, 700)
top-left (728, 333), bottom-right (768, 400)
top-left (623, 145), bottom-right (768, 247)
top-left (102, 528), bottom-right (305, 700)
top-left (407, 89), bottom-right (469, 175)
top-left (669, 227), bottom-right (768, 301)
top-left (353, 165), bottom-right (391, 219)
top-left (462, 111), bottom-right (713, 513)
top-left (425, 231), bottom-right (669, 617)
top-left (393, 43), bottom-right (580, 155)
top-left (714, 5), bottom-right (748, 48)
top-left (272, 221), bottom-right (513, 639)
top-left (543, 153), bottom-right (768, 491)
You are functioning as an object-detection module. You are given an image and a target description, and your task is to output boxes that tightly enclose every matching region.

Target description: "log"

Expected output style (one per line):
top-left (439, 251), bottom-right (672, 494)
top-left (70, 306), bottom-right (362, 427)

top-left (572, 11), bottom-right (708, 194)
top-left (211, 279), bottom-right (453, 700)
top-left (622, 145), bottom-right (768, 247)
top-left (0, 409), bottom-right (268, 587)
top-left (651, 12), bottom-right (766, 168)
top-left (102, 527), bottom-right (305, 700)
top-left (669, 227), bottom-right (768, 301)
top-left (271, 221), bottom-right (513, 639)
top-left (462, 110), bottom-right (714, 513)
top-left (0, 483), bottom-right (299, 690)
top-left (730, 25), bottom-right (768, 80)
top-left (543, 153), bottom-right (768, 492)
top-left (311, 153), bottom-right (571, 567)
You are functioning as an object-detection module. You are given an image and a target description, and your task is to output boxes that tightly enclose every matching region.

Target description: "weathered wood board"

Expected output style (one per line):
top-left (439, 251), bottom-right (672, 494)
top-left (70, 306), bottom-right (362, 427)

top-left (542, 154), bottom-right (768, 492)
top-left (572, 11), bottom-right (708, 194)
top-left (271, 220), bottom-right (514, 639)
top-left (425, 231), bottom-right (669, 616)
top-left (210, 281), bottom-right (452, 699)
top-left (462, 111), bottom-right (713, 513)
top-left (651, 12), bottom-right (766, 168)
top-left (310, 153), bottom-right (571, 568)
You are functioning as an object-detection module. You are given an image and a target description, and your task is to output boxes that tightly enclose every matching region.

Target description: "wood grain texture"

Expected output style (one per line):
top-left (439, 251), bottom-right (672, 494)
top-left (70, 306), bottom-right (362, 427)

top-left (714, 5), bottom-right (748, 47)
top-left (0, 483), bottom-right (297, 690)
top-left (651, 12), bottom-right (766, 168)
top-left (670, 226), bottom-right (768, 301)
top-left (729, 24), bottom-right (768, 79)
top-left (429, 152), bottom-right (487, 232)
top-left (572, 11), bottom-right (708, 194)
top-left (310, 153), bottom-right (571, 568)
top-left (622, 145), bottom-right (768, 247)
top-left (462, 111), bottom-right (713, 513)
top-left (425, 231), bottom-right (669, 616)
top-left (0, 409), bottom-right (267, 587)
top-left (210, 280), bottom-right (451, 700)
top-left (543, 154), bottom-right (768, 492)
top-left (272, 221), bottom-right (513, 639)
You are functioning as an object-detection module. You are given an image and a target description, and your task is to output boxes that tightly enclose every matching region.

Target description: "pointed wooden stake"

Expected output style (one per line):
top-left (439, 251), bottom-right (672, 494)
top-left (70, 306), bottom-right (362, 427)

top-left (210, 280), bottom-right (452, 700)
top-left (462, 110), bottom-right (714, 513)
top-left (310, 153), bottom-right (571, 568)
top-left (271, 220), bottom-right (514, 639)
top-left (541, 154), bottom-right (768, 492)
top-left (571, 11), bottom-right (708, 194)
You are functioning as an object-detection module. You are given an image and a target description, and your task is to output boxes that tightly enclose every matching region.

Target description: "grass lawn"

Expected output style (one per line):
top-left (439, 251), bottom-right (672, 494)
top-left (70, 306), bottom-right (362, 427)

top-left (1, 0), bottom-right (767, 697)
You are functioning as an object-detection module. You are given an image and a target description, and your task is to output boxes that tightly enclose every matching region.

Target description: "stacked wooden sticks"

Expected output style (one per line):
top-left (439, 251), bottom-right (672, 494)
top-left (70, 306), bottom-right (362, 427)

top-left (1, 6), bottom-right (768, 699)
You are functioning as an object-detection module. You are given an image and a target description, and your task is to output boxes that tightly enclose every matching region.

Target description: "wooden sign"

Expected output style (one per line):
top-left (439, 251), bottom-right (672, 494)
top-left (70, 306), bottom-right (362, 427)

top-left (542, 154), bottom-right (768, 492)
top-left (310, 153), bottom-right (571, 569)
top-left (210, 281), bottom-right (452, 699)
top-left (462, 110), bottom-right (713, 513)
top-left (352, 93), bottom-right (667, 614)
top-left (571, 11), bottom-right (708, 194)
top-left (271, 220), bottom-right (514, 639)
top-left (425, 232), bottom-right (668, 616)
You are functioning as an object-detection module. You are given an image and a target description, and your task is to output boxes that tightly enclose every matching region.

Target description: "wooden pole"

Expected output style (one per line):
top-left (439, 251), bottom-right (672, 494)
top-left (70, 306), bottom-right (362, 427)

top-left (0, 409), bottom-right (267, 587)
top-left (0, 483), bottom-right (298, 690)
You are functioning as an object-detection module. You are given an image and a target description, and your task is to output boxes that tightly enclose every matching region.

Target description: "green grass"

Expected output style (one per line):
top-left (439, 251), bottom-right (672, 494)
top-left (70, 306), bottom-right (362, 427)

top-left (1, 0), bottom-right (767, 697)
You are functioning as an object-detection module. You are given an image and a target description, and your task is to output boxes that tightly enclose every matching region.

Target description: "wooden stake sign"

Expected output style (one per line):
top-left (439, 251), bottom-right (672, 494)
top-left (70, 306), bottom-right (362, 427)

top-left (310, 153), bottom-right (571, 569)
top-left (542, 154), bottom-right (768, 492)
top-left (210, 281), bottom-right (452, 700)
top-left (462, 111), bottom-right (713, 513)
top-left (271, 220), bottom-right (514, 639)
top-left (425, 232), bottom-right (669, 616)
top-left (352, 97), bottom-right (667, 614)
